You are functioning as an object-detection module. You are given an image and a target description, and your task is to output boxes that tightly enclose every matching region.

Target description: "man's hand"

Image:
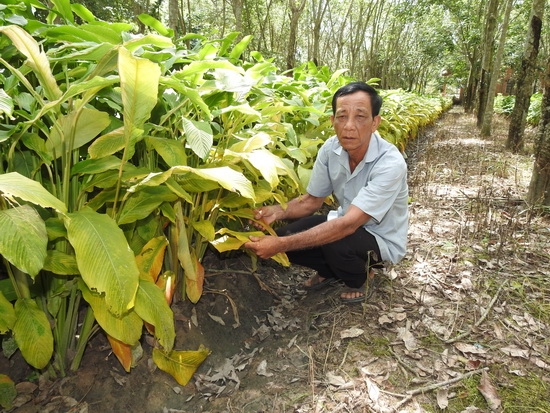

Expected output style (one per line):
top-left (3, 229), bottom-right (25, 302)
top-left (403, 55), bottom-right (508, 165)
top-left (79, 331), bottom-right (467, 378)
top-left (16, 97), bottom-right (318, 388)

top-left (249, 205), bottom-right (281, 230)
top-left (244, 235), bottom-right (281, 259)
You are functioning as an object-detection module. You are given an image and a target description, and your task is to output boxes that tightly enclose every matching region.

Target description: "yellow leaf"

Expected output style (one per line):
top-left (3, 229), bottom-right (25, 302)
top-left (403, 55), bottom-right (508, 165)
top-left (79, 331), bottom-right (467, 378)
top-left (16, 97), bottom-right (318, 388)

top-left (107, 334), bottom-right (133, 372)
top-left (152, 345), bottom-right (210, 386)
top-left (185, 257), bottom-right (204, 303)
top-left (135, 236), bottom-right (169, 282)
top-left (156, 270), bottom-right (176, 305)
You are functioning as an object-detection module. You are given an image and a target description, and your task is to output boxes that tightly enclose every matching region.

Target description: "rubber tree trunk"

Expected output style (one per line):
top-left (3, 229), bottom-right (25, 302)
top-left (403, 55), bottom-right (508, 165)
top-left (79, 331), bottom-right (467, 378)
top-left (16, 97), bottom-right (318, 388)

top-left (480, 0), bottom-right (513, 136)
top-left (527, 57), bottom-right (550, 206)
top-left (506, 0), bottom-right (545, 152)
top-left (476, 0), bottom-right (500, 128)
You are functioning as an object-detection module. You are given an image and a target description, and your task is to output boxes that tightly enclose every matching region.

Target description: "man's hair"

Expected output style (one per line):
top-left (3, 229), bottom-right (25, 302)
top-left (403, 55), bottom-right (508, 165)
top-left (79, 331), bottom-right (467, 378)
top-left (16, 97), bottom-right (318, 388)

top-left (332, 82), bottom-right (383, 116)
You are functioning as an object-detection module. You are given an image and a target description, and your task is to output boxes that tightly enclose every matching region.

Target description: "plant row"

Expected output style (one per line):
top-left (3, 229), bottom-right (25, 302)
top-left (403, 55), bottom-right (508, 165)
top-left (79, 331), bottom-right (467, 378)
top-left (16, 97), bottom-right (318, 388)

top-left (0, 1), bottom-right (451, 406)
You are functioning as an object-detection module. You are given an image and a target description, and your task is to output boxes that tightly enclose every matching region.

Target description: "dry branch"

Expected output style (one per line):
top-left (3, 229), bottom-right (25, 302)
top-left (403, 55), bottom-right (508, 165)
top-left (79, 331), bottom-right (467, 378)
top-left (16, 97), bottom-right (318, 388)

top-left (445, 282), bottom-right (507, 344)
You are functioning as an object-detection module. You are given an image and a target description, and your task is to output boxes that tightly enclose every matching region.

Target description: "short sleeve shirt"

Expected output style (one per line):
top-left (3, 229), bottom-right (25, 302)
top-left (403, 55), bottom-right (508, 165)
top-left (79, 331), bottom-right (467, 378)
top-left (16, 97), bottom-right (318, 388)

top-left (306, 132), bottom-right (409, 263)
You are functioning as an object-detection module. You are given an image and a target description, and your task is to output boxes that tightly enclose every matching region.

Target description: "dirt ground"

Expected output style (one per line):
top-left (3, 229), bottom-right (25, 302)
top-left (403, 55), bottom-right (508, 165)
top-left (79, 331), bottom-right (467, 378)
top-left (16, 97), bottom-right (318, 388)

top-left (2, 106), bottom-right (550, 412)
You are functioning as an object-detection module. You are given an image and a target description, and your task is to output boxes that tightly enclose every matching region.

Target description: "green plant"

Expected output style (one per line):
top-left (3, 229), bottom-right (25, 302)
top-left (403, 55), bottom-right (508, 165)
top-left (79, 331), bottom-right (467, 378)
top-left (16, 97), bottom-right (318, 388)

top-left (0, 0), bottom-right (452, 398)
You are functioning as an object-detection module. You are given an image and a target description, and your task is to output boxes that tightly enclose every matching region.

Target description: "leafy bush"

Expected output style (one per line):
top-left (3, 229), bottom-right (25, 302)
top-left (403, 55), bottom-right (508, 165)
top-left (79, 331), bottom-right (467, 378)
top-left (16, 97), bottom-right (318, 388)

top-left (494, 93), bottom-right (542, 126)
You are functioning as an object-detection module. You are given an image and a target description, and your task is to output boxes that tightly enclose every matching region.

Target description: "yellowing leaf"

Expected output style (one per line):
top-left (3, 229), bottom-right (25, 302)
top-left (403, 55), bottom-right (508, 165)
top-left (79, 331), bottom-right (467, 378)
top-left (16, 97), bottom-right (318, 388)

top-left (13, 298), bottom-right (53, 369)
top-left (107, 334), bottom-right (133, 372)
top-left (135, 236), bottom-right (169, 282)
top-left (0, 293), bottom-right (15, 334)
top-left (185, 257), bottom-right (204, 304)
top-left (152, 345), bottom-right (210, 386)
top-left (0, 374), bottom-right (16, 410)
top-left (156, 270), bottom-right (176, 305)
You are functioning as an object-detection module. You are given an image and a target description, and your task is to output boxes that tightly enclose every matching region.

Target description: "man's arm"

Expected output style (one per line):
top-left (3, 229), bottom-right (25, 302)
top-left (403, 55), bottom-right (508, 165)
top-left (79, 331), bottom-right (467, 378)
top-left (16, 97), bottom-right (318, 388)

top-left (245, 205), bottom-right (371, 259)
top-left (251, 193), bottom-right (325, 226)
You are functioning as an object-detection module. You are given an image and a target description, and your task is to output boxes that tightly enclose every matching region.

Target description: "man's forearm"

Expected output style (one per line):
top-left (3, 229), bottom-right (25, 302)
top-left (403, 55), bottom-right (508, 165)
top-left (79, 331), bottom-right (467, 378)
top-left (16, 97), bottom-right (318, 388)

top-left (279, 194), bottom-right (324, 220)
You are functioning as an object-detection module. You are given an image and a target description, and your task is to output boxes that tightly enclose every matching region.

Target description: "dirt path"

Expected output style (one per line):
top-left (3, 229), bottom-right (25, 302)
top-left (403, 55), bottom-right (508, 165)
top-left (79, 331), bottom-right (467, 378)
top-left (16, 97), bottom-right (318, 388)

top-left (4, 107), bottom-right (550, 413)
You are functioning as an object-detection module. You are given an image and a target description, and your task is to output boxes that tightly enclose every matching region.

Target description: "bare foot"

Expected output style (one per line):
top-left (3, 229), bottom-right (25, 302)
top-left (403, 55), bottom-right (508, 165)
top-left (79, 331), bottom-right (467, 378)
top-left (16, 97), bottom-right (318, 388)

top-left (340, 289), bottom-right (364, 300)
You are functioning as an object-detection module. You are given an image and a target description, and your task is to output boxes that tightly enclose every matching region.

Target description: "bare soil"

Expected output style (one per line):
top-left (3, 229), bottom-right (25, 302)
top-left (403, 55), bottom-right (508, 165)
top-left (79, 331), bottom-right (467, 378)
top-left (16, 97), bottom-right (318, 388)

top-left (3, 107), bottom-right (550, 413)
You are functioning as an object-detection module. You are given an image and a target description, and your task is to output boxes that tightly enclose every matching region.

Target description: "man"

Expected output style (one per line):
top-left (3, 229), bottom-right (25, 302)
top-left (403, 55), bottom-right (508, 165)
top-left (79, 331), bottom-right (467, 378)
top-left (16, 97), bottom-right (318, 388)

top-left (244, 81), bottom-right (408, 303)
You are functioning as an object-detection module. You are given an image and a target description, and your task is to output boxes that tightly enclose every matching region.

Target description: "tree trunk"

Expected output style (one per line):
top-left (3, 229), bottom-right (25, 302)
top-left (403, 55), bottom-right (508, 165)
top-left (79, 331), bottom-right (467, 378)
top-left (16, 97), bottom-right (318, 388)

top-left (231, 0), bottom-right (243, 35)
top-left (476, 0), bottom-right (499, 128)
top-left (286, 0), bottom-right (307, 71)
top-left (506, 0), bottom-right (545, 152)
top-left (464, 56), bottom-right (480, 113)
top-left (527, 57), bottom-right (550, 206)
top-left (309, 0), bottom-right (330, 66)
top-left (480, 0), bottom-right (513, 136)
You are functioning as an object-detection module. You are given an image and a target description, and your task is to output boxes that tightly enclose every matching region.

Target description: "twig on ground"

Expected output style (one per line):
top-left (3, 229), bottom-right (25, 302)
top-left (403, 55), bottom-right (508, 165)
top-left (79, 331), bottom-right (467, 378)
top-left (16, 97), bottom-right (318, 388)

top-left (445, 282), bottom-right (507, 344)
top-left (394, 367), bottom-right (489, 411)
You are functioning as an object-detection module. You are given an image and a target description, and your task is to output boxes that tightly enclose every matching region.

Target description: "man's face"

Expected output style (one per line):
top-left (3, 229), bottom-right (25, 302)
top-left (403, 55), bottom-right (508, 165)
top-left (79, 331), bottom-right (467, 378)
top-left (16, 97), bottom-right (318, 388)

top-left (331, 91), bottom-right (381, 156)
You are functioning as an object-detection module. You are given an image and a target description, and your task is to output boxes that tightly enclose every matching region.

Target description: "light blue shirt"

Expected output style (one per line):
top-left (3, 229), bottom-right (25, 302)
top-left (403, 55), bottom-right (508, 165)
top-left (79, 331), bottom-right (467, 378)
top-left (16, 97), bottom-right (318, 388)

top-left (306, 132), bottom-right (409, 263)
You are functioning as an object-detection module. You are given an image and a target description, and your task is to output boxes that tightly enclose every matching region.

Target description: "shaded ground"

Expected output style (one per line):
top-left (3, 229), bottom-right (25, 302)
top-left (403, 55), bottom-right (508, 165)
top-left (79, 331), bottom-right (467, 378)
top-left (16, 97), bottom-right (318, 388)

top-left (3, 107), bottom-right (550, 412)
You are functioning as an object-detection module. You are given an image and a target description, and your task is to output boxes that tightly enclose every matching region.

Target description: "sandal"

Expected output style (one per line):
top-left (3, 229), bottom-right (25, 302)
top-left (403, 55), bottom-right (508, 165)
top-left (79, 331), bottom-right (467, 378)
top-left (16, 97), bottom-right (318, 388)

top-left (340, 274), bottom-right (382, 303)
top-left (303, 274), bottom-right (335, 291)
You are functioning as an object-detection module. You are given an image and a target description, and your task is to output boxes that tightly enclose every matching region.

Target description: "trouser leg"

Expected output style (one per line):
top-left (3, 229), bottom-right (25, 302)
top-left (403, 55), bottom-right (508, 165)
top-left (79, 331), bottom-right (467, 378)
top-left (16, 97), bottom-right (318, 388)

top-left (276, 215), bottom-right (382, 288)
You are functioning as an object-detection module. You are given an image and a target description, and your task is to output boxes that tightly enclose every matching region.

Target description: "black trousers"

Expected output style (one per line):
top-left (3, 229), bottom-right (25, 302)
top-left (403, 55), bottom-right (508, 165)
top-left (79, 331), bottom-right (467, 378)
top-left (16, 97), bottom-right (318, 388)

top-left (275, 215), bottom-right (382, 288)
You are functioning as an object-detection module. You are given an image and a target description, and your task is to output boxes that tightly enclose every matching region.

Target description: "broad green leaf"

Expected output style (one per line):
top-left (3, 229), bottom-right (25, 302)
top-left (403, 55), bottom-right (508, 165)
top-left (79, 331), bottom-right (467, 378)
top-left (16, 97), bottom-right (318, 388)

top-left (71, 3), bottom-right (96, 22)
top-left (135, 279), bottom-right (175, 351)
top-left (192, 220), bottom-right (216, 242)
top-left (0, 90), bottom-right (14, 119)
top-left (179, 60), bottom-right (243, 78)
top-left (229, 35), bottom-right (253, 60)
top-left (88, 126), bottom-right (126, 158)
top-left (129, 166), bottom-right (255, 201)
top-left (71, 156), bottom-right (122, 175)
top-left (119, 47), bottom-right (160, 132)
top-left (0, 374), bottom-right (16, 410)
top-left (47, 107), bottom-right (110, 159)
top-left (152, 345), bottom-right (210, 386)
top-left (66, 208), bottom-right (139, 316)
top-left (0, 172), bottom-right (67, 213)
top-left (50, 0), bottom-right (74, 23)
top-left (0, 279), bottom-right (16, 304)
top-left (0, 26), bottom-right (62, 101)
top-left (228, 132), bottom-right (271, 152)
top-left (124, 33), bottom-right (174, 52)
top-left (45, 25), bottom-right (122, 44)
top-left (13, 298), bottom-right (54, 369)
top-left (159, 77), bottom-right (211, 118)
top-left (137, 14), bottom-right (173, 37)
top-left (0, 293), bottom-right (16, 333)
top-left (43, 250), bottom-right (79, 275)
top-left (181, 117), bottom-right (212, 160)
top-left (0, 205), bottom-right (47, 277)
top-left (118, 186), bottom-right (178, 225)
top-left (146, 136), bottom-right (187, 167)
top-left (79, 281), bottom-right (142, 344)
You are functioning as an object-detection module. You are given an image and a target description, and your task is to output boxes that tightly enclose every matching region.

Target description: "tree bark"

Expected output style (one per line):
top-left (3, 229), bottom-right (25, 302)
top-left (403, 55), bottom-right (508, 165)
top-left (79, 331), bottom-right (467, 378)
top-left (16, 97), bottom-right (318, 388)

top-left (506, 0), bottom-right (545, 152)
top-left (476, 0), bottom-right (499, 128)
top-left (309, 0), bottom-right (330, 66)
top-left (286, 0), bottom-right (307, 71)
top-left (480, 0), bottom-right (513, 136)
top-left (527, 57), bottom-right (550, 206)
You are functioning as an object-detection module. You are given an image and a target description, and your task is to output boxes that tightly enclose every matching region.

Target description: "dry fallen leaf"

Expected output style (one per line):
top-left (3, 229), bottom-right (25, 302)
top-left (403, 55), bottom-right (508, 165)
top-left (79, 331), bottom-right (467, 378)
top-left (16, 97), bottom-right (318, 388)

top-left (455, 342), bottom-right (487, 355)
top-left (340, 327), bottom-right (364, 339)
top-left (437, 387), bottom-right (449, 409)
top-left (256, 360), bottom-right (273, 377)
top-left (478, 370), bottom-right (502, 412)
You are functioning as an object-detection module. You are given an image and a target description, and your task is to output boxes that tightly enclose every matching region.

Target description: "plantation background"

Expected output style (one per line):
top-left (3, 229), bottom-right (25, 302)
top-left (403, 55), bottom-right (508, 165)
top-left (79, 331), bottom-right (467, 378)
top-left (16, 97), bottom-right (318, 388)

top-left (1, 0), bottom-right (549, 411)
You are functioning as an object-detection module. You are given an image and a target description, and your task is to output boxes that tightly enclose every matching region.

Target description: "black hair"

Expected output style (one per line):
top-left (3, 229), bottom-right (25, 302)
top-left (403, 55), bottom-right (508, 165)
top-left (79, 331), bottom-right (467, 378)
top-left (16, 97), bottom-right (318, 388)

top-left (331, 82), bottom-right (383, 116)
